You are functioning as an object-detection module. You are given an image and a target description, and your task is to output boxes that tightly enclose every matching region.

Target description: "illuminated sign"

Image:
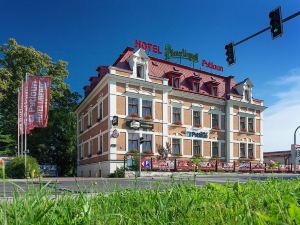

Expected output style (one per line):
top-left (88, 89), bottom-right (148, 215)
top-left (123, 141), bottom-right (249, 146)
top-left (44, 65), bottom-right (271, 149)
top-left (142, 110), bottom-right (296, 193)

top-left (202, 60), bottom-right (224, 72)
top-left (134, 40), bottom-right (162, 54)
top-left (165, 44), bottom-right (198, 63)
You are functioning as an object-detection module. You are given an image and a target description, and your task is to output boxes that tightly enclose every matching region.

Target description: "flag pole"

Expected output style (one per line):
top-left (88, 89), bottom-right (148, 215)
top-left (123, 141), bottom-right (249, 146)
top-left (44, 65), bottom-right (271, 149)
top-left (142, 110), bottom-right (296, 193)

top-left (25, 73), bottom-right (28, 178)
top-left (17, 88), bottom-right (20, 157)
top-left (21, 80), bottom-right (24, 156)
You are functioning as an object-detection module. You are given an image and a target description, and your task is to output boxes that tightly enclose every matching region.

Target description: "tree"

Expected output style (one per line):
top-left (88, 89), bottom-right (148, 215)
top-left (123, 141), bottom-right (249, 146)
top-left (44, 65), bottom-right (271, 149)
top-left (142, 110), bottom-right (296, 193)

top-left (0, 133), bottom-right (15, 156)
top-left (0, 38), bottom-right (80, 175)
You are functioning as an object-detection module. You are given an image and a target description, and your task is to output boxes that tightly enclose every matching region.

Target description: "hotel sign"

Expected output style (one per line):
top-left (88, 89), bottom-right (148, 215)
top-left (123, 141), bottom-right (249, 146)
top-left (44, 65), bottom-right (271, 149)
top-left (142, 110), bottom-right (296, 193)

top-left (202, 60), bottom-right (224, 72)
top-left (135, 40), bottom-right (162, 54)
top-left (126, 120), bottom-right (154, 130)
top-left (164, 44), bottom-right (198, 63)
top-left (186, 130), bottom-right (208, 138)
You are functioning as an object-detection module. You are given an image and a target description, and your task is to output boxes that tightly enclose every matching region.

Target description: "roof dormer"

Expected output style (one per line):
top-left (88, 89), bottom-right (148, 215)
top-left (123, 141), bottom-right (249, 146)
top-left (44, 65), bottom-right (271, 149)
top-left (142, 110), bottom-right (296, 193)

top-left (127, 48), bottom-right (150, 81)
top-left (234, 78), bottom-right (253, 102)
top-left (205, 78), bottom-right (220, 97)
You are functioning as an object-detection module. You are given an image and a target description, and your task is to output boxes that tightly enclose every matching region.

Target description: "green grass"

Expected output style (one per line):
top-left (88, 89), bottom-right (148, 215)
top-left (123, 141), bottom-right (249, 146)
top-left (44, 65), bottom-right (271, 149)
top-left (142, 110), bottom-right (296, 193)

top-left (0, 179), bottom-right (300, 224)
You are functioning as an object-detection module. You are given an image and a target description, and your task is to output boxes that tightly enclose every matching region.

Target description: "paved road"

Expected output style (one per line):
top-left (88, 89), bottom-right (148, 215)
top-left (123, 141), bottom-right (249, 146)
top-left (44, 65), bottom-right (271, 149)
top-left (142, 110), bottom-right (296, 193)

top-left (0, 173), bottom-right (299, 197)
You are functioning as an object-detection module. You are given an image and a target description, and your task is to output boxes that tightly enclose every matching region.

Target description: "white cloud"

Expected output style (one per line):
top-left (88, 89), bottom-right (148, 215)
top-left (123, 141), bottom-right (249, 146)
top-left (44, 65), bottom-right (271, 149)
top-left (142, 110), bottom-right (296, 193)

top-left (264, 68), bottom-right (300, 152)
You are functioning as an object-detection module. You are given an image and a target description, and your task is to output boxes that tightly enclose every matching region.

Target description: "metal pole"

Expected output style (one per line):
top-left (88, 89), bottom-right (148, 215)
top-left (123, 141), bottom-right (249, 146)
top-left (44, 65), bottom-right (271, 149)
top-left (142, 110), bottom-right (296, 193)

top-left (293, 125), bottom-right (300, 173)
top-left (138, 139), bottom-right (141, 177)
top-left (234, 10), bottom-right (300, 47)
top-left (17, 88), bottom-right (20, 157)
top-left (25, 73), bottom-right (28, 178)
top-left (21, 80), bottom-right (24, 156)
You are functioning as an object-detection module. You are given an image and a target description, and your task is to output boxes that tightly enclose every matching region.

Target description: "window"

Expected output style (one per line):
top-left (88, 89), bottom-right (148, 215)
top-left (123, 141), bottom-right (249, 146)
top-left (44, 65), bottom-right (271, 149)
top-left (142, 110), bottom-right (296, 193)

top-left (142, 100), bottom-right (152, 118)
top-left (173, 107), bottom-right (181, 124)
top-left (142, 134), bottom-right (152, 153)
top-left (248, 118), bottom-right (254, 132)
top-left (211, 86), bottom-right (218, 96)
top-left (212, 114), bottom-right (219, 129)
top-left (172, 139), bottom-right (181, 155)
top-left (79, 145), bottom-right (83, 159)
top-left (173, 77), bottom-right (180, 88)
top-left (98, 101), bottom-right (103, 121)
top-left (193, 82), bottom-right (199, 92)
top-left (248, 144), bottom-right (254, 158)
top-left (244, 90), bottom-right (250, 101)
top-left (128, 133), bottom-right (139, 153)
top-left (98, 135), bottom-right (103, 154)
top-left (240, 117), bottom-right (246, 131)
top-left (193, 140), bottom-right (201, 156)
top-left (193, 111), bottom-right (201, 127)
top-left (128, 97), bottom-right (139, 116)
top-left (240, 143), bottom-right (246, 158)
top-left (212, 142), bottom-right (219, 158)
top-left (88, 140), bottom-right (92, 157)
top-left (137, 65), bottom-right (144, 78)
top-left (79, 119), bottom-right (83, 133)
top-left (88, 111), bottom-right (92, 127)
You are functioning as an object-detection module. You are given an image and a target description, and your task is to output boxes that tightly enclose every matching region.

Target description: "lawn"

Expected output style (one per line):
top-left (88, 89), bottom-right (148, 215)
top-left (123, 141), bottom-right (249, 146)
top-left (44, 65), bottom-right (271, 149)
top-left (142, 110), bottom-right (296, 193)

top-left (0, 179), bottom-right (300, 224)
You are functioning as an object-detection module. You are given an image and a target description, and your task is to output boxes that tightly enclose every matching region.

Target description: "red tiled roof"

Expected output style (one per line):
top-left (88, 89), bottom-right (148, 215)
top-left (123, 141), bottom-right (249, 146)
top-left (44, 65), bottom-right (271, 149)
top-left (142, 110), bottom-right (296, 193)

top-left (113, 47), bottom-right (238, 99)
top-left (264, 151), bottom-right (291, 157)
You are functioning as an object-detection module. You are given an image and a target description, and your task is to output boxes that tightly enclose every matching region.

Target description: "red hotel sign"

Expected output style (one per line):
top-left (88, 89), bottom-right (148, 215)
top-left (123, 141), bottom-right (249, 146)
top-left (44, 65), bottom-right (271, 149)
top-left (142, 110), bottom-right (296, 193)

top-left (202, 59), bottom-right (224, 72)
top-left (135, 40), bottom-right (162, 54)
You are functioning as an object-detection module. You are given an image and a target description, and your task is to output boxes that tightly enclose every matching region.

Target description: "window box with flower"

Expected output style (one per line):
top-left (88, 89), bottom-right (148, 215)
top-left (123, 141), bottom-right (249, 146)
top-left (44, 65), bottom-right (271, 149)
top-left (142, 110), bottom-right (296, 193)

top-left (194, 123), bottom-right (202, 128)
top-left (143, 115), bottom-right (153, 120)
top-left (173, 121), bottom-right (182, 126)
top-left (130, 113), bottom-right (139, 118)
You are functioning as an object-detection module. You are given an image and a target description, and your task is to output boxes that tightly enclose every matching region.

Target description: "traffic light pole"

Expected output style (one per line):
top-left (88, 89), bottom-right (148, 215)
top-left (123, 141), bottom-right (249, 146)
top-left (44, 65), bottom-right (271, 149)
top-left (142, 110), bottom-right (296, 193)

top-left (234, 10), bottom-right (300, 47)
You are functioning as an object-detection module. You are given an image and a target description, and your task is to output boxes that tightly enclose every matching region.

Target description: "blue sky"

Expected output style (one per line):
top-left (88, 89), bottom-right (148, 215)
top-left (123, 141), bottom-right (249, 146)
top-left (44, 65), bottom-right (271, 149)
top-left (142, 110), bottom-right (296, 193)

top-left (1, 0), bottom-right (300, 151)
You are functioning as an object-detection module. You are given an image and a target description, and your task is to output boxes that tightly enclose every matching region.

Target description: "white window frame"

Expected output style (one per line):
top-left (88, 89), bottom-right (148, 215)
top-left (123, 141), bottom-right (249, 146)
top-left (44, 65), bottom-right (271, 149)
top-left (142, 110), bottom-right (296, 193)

top-left (79, 117), bottom-right (83, 133)
top-left (192, 139), bottom-right (202, 156)
top-left (170, 101), bottom-right (184, 124)
top-left (141, 133), bottom-right (153, 153)
top-left (238, 113), bottom-right (256, 133)
top-left (88, 110), bottom-right (92, 127)
top-left (211, 141), bottom-right (219, 158)
top-left (239, 142), bottom-right (247, 158)
top-left (171, 138), bottom-right (182, 155)
top-left (142, 99), bottom-right (153, 119)
top-left (136, 64), bottom-right (145, 79)
top-left (97, 100), bottom-right (103, 121)
top-left (98, 135), bottom-right (103, 154)
top-left (79, 144), bottom-right (83, 159)
top-left (192, 110), bottom-right (202, 127)
top-left (88, 139), bottom-right (92, 157)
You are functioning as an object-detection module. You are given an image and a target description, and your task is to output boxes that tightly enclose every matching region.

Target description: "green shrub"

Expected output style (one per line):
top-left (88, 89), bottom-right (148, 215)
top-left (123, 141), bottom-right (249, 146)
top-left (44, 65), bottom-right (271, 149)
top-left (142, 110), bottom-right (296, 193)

top-left (0, 166), bottom-right (4, 179)
top-left (5, 156), bottom-right (39, 179)
top-left (108, 167), bottom-right (125, 178)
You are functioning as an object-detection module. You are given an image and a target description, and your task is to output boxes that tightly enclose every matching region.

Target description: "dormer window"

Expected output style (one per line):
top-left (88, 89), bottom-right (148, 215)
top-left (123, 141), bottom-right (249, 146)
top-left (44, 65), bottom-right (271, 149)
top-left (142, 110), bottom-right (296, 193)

top-left (137, 64), bottom-right (144, 78)
top-left (127, 48), bottom-right (150, 81)
top-left (193, 82), bottom-right (199, 92)
top-left (211, 86), bottom-right (218, 96)
top-left (205, 80), bottom-right (220, 97)
top-left (244, 89), bottom-right (250, 101)
top-left (173, 77), bottom-right (180, 88)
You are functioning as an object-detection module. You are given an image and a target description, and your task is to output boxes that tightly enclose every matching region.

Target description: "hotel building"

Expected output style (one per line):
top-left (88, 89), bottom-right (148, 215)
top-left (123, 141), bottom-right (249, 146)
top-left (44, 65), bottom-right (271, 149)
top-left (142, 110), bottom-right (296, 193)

top-left (76, 47), bottom-right (266, 177)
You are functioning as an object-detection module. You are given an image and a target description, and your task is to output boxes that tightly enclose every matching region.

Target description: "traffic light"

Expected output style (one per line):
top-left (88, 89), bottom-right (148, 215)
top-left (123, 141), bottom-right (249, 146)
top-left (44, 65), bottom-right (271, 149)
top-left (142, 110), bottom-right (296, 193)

top-left (269, 7), bottom-right (283, 39)
top-left (112, 116), bottom-right (118, 126)
top-left (139, 137), bottom-right (144, 144)
top-left (225, 42), bottom-right (235, 66)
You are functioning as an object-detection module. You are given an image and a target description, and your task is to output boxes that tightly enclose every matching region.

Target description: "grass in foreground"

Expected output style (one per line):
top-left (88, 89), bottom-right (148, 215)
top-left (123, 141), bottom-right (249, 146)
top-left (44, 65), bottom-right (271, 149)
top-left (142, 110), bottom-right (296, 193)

top-left (0, 179), bottom-right (300, 224)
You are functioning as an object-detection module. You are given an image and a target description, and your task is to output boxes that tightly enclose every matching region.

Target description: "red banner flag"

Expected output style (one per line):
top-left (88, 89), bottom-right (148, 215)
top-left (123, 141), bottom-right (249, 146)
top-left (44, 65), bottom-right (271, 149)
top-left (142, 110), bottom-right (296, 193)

top-left (26, 76), bottom-right (51, 133)
top-left (17, 76), bottom-right (51, 134)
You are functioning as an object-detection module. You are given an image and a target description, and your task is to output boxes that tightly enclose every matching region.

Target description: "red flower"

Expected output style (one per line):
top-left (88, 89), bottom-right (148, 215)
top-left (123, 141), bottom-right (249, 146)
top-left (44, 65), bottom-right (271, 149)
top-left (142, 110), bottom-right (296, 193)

top-left (130, 113), bottom-right (138, 117)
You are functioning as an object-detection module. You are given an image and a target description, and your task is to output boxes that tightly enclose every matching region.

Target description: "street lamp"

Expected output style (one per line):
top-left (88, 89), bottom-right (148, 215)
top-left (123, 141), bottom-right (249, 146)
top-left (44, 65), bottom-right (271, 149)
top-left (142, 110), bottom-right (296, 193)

top-left (293, 125), bottom-right (300, 173)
